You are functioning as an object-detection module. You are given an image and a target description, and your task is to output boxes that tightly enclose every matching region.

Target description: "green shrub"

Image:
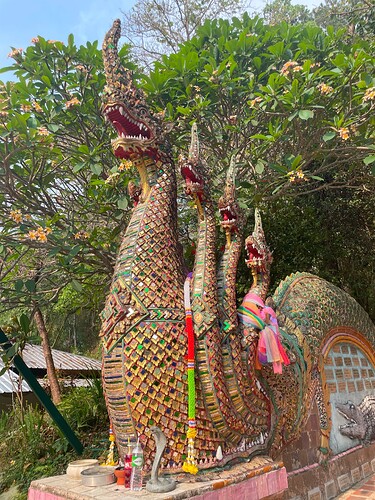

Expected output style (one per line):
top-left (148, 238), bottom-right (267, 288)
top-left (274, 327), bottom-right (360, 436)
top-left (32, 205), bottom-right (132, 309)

top-left (0, 382), bottom-right (109, 499)
top-left (58, 377), bottom-right (107, 431)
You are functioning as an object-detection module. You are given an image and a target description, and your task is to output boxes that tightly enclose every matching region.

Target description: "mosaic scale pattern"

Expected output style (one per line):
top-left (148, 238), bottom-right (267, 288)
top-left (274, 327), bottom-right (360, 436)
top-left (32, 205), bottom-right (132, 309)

top-left (100, 19), bottom-right (375, 471)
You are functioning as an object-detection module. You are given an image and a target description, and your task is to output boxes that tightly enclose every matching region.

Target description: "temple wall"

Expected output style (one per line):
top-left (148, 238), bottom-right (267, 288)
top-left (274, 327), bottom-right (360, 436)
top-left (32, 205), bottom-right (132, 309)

top-left (279, 338), bottom-right (375, 499)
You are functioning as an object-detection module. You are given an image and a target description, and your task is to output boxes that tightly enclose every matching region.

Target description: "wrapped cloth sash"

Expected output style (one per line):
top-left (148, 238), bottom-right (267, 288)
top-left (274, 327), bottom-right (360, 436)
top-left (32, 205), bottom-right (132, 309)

top-left (238, 293), bottom-right (290, 374)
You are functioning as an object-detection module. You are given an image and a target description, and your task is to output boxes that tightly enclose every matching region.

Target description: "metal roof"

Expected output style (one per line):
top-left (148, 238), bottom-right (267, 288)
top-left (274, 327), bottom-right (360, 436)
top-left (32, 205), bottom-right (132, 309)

top-left (0, 345), bottom-right (101, 394)
top-left (21, 344), bottom-right (102, 372)
top-left (0, 359), bottom-right (31, 394)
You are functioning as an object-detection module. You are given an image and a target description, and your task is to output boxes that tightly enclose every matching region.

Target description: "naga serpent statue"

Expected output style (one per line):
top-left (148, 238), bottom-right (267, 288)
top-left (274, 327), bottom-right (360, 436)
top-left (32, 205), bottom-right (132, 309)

top-left (100, 19), bottom-right (375, 472)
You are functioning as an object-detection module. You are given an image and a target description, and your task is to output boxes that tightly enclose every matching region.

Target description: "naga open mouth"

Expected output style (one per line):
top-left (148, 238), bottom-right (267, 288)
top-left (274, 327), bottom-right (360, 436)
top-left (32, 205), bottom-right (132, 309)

top-left (180, 160), bottom-right (204, 196)
top-left (338, 413), bottom-right (359, 438)
top-left (104, 103), bottom-right (154, 158)
top-left (337, 408), bottom-right (357, 428)
top-left (219, 205), bottom-right (238, 228)
top-left (245, 240), bottom-right (265, 270)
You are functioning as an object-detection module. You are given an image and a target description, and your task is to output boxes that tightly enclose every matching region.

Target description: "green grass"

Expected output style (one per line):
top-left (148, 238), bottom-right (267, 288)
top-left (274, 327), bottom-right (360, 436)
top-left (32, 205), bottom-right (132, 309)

top-left (0, 380), bottom-right (109, 499)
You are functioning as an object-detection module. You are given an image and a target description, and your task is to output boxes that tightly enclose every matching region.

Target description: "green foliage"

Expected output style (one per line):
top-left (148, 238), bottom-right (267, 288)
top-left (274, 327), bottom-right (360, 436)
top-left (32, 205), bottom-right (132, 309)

top-left (261, 180), bottom-right (375, 321)
top-left (122, 0), bottom-right (250, 67)
top-left (58, 378), bottom-right (108, 431)
top-left (0, 35), bottom-right (140, 351)
top-left (0, 404), bottom-right (71, 497)
top-left (143, 14), bottom-right (375, 317)
top-left (263, 0), bottom-right (312, 25)
top-left (262, 0), bottom-right (375, 38)
top-left (0, 383), bottom-right (108, 498)
top-left (144, 15), bottom-right (374, 205)
top-left (0, 36), bottom-right (135, 277)
top-left (46, 282), bottom-right (103, 353)
top-left (312, 0), bottom-right (375, 37)
top-left (0, 313), bottom-right (36, 377)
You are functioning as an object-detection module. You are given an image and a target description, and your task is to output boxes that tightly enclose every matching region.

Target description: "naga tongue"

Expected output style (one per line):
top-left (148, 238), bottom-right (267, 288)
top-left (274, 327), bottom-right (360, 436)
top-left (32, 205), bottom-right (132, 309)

top-left (224, 213), bottom-right (229, 221)
top-left (113, 120), bottom-right (126, 136)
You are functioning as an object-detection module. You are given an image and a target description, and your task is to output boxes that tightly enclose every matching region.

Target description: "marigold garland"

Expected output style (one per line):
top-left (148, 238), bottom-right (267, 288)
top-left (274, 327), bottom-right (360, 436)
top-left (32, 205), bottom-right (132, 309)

top-left (104, 424), bottom-right (117, 466)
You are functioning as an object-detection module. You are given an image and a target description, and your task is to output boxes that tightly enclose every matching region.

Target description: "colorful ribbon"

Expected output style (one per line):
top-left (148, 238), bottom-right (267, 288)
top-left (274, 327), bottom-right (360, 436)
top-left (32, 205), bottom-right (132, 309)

top-left (182, 273), bottom-right (198, 475)
top-left (238, 293), bottom-right (290, 374)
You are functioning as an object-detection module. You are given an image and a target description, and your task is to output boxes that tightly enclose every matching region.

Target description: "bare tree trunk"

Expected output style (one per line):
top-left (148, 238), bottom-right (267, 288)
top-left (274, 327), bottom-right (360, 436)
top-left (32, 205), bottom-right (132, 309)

top-left (33, 305), bottom-right (61, 403)
top-left (73, 314), bottom-right (77, 350)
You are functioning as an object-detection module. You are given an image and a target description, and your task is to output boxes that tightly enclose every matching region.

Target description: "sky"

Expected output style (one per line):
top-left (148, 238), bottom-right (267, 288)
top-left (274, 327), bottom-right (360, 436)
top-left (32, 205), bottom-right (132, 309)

top-left (0, 0), bottom-right (135, 73)
top-left (0, 0), bottom-right (319, 77)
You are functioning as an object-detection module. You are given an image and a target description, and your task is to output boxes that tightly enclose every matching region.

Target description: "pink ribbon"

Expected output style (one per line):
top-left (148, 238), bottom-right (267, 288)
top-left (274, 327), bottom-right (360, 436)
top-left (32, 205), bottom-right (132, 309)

top-left (258, 305), bottom-right (290, 374)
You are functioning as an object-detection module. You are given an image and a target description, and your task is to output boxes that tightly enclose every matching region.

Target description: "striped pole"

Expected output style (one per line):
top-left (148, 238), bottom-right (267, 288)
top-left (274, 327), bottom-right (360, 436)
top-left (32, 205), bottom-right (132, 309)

top-left (182, 274), bottom-right (198, 475)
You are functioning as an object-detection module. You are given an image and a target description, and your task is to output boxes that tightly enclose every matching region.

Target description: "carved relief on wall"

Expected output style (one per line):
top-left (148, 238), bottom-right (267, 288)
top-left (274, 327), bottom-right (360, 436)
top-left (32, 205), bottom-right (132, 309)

top-left (324, 341), bottom-right (375, 454)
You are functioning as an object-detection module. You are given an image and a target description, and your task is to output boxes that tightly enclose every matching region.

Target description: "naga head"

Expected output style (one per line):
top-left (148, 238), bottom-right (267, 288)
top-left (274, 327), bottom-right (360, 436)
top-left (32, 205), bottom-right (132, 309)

top-left (337, 400), bottom-right (366, 440)
top-left (178, 123), bottom-right (205, 201)
top-left (102, 19), bottom-right (169, 160)
top-left (218, 155), bottom-right (241, 236)
top-left (245, 209), bottom-right (273, 275)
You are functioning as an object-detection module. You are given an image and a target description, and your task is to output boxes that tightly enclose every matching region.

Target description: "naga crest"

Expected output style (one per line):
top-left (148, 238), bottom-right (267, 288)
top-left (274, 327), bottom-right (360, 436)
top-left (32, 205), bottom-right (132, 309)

top-left (99, 19), bottom-right (375, 484)
top-left (218, 155), bottom-right (242, 233)
top-left (102, 19), bottom-right (169, 159)
top-left (245, 209), bottom-right (273, 274)
top-left (178, 123), bottom-right (204, 200)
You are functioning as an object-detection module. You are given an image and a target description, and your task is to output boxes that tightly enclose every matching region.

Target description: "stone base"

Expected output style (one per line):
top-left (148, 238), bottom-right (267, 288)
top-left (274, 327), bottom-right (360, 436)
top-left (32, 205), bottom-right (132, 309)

top-left (28, 457), bottom-right (287, 500)
top-left (286, 442), bottom-right (375, 499)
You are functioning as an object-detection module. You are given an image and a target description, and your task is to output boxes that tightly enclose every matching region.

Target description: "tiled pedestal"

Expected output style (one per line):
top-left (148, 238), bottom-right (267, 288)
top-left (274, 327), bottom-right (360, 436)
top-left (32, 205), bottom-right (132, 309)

top-left (28, 458), bottom-right (287, 500)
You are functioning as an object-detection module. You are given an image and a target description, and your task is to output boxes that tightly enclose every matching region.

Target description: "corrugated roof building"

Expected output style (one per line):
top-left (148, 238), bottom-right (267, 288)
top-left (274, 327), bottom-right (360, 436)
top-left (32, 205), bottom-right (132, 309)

top-left (21, 344), bottom-right (101, 373)
top-left (0, 359), bottom-right (31, 394)
top-left (0, 344), bottom-right (101, 410)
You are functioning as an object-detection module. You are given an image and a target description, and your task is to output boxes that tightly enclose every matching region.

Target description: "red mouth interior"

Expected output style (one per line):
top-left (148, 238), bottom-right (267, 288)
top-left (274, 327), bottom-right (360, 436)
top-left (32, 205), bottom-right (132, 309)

top-left (220, 208), bottom-right (236, 222)
top-left (181, 164), bottom-right (202, 185)
top-left (247, 244), bottom-right (264, 261)
top-left (106, 106), bottom-right (151, 140)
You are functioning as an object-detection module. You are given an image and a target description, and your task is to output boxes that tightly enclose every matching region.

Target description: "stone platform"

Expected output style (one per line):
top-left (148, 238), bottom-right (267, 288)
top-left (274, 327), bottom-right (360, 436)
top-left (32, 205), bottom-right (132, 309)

top-left (286, 443), bottom-right (375, 499)
top-left (28, 456), bottom-right (287, 500)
